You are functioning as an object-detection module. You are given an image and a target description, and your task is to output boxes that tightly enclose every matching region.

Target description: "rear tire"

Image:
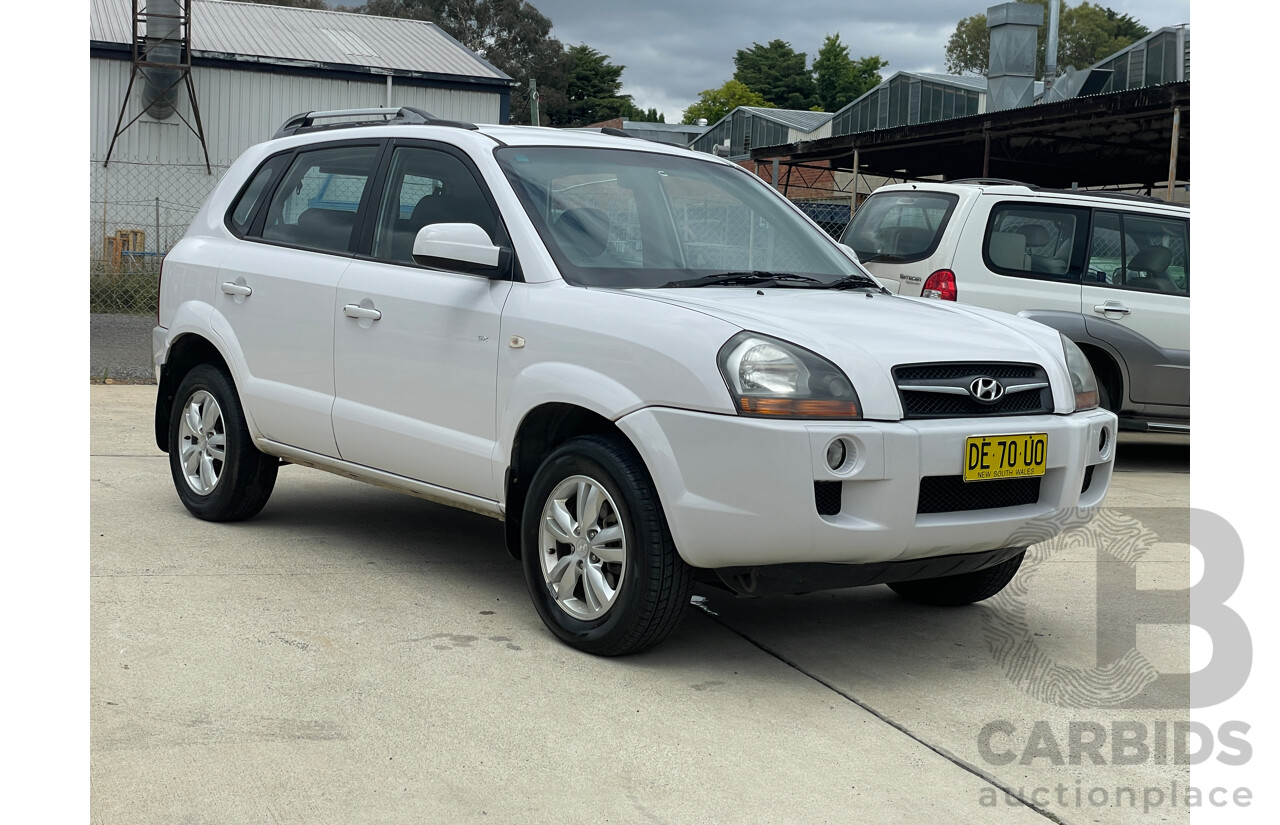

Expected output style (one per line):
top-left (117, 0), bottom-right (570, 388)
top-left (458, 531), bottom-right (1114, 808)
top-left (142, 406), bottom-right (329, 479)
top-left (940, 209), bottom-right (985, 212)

top-left (168, 364), bottom-right (277, 522)
top-left (888, 550), bottom-right (1025, 606)
top-left (521, 434), bottom-right (694, 656)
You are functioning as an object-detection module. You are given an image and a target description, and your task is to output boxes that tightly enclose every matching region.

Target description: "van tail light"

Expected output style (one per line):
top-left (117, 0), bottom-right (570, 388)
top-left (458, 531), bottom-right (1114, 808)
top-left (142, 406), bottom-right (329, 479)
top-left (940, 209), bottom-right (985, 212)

top-left (921, 269), bottom-right (957, 301)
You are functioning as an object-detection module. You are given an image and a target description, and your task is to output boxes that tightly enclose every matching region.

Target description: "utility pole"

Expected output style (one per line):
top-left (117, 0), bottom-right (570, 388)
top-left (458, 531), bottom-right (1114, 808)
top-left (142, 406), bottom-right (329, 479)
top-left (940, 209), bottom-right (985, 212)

top-left (529, 78), bottom-right (540, 126)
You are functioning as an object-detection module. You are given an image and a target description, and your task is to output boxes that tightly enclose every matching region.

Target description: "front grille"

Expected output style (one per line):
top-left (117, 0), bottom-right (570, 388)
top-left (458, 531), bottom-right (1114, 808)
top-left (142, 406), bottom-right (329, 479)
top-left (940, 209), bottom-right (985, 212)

top-left (917, 475), bottom-right (1041, 514)
top-left (814, 481), bottom-right (842, 515)
top-left (894, 362), bottom-right (1053, 419)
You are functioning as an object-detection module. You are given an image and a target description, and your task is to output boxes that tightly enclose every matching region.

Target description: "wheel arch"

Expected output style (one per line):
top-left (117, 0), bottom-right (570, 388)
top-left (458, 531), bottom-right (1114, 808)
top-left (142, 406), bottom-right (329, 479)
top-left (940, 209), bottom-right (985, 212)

top-left (503, 402), bottom-right (625, 559)
top-left (154, 333), bottom-right (232, 452)
top-left (1076, 341), bottom-right (1124, 413)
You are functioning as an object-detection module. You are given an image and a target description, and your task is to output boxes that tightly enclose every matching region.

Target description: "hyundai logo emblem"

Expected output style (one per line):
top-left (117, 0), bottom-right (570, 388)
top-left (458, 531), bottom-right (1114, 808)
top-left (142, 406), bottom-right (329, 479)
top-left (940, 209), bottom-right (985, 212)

top-left (969, 376), bottom-right (1005, 403)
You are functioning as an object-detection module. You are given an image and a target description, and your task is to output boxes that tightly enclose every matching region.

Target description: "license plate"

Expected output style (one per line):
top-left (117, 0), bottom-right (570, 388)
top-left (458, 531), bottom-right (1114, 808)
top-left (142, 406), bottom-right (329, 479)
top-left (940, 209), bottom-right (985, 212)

top-left (963, 433), bottom-right (1048, 482)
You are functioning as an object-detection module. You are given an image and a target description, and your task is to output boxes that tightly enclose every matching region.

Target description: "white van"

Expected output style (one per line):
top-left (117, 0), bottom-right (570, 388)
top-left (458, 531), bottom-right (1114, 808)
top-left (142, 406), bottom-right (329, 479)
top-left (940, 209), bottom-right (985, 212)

top-left (841, 180), bottom-right (1189, 433)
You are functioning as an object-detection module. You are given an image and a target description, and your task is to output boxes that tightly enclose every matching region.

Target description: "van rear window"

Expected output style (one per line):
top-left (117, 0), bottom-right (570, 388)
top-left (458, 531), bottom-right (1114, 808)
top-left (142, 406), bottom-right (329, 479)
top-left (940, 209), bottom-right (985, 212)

top-left (841, 191), bottom-right (957, 264)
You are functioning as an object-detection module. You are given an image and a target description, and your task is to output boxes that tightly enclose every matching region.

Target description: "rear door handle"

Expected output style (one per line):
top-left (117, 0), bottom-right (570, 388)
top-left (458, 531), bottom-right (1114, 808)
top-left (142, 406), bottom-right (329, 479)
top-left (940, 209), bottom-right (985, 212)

top-left (342, 304), bottom-right (382, 321)
top-left (1093, 301), bottom-right (1131, 317)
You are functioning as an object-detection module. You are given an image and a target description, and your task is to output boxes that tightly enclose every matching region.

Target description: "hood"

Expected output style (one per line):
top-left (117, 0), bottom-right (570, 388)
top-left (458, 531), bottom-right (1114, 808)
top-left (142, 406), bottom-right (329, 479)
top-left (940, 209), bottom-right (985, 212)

top-left (626, 287), bottom-right (1072, 420)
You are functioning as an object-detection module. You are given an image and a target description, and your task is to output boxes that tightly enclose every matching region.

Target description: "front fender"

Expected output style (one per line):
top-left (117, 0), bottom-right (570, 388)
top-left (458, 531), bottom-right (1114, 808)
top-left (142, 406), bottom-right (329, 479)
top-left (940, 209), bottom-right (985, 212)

top-left (494, 361), bottom-right (649, 490)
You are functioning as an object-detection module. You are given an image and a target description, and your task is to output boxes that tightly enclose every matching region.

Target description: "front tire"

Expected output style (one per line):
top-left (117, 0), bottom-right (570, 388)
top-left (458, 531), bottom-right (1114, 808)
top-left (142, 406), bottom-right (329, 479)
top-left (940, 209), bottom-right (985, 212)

top-left (168, 364), bottom-right (277, 522)
top-left (888, 550), bottom-right (1025, 606)
top-left (521, 435), bottom-right (694, 656)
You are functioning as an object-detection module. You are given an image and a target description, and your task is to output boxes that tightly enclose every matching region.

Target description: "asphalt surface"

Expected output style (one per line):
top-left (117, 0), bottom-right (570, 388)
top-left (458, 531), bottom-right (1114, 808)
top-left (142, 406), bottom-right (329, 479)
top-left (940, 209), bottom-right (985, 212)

top-left (91, 386), bottom-right (1192, 824)
top-left (91, 313), bottom-right (155, 383)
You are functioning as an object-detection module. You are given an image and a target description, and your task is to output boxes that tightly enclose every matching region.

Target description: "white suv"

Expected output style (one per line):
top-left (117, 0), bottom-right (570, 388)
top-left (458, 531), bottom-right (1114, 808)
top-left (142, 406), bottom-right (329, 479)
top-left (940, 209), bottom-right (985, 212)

top-left (154, 108), bottom-right (1116, 655)
top-left (840, 180), bottom-right (1189, 433)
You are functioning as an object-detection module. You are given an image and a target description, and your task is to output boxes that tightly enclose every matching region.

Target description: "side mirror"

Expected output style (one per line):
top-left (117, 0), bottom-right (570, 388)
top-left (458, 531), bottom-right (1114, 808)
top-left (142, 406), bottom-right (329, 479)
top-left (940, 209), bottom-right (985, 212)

top-left (837, 242), bottom-right (860, 263)
top-left (412, 223), bottom-right (509, 277)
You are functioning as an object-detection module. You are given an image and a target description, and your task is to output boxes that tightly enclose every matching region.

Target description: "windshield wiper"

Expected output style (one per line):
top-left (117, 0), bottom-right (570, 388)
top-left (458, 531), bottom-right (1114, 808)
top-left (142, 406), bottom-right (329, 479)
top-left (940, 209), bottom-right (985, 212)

top-left (827, 272), bottom-right (887, 292)
top-left (855, 253), bottom-right (904, 264)
top-left (660, 271), bottom-right (827, 289)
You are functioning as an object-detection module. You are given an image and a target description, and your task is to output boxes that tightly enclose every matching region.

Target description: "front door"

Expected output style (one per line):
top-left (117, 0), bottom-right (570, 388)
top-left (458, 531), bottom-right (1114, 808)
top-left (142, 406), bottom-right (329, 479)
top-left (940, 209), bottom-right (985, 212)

top-left (332, 143), bottom-right (513, 499)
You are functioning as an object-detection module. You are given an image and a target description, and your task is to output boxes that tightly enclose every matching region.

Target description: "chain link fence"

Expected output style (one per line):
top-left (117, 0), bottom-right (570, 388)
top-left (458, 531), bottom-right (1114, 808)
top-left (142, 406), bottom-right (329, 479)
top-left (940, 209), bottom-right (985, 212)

top-left (90, 160), bottom-right (228, 315)
top-left (793, 201), bottom-right (852, 239)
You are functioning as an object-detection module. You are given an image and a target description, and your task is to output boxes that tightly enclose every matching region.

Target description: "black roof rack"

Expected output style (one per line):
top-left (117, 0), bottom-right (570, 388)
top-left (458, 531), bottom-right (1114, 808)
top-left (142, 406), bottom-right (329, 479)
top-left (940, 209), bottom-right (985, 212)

top-left (566, 127), bottom-right (638, 139)
top-left (272, 107), bottom-right (478, 139)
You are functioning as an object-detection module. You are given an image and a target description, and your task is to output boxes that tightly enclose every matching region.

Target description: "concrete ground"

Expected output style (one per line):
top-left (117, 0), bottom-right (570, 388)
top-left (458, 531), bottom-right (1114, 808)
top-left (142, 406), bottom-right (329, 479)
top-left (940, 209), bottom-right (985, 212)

top-left (91, 386), bottom-right (1190, 824)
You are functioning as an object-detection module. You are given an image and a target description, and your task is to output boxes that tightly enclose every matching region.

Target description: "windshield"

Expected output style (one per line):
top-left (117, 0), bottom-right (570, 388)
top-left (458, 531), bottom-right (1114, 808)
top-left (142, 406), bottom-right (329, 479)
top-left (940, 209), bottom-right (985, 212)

top-left (496, 146), bottom-right (871, 288)
top-left (840, 190), bottom-right (958, 263)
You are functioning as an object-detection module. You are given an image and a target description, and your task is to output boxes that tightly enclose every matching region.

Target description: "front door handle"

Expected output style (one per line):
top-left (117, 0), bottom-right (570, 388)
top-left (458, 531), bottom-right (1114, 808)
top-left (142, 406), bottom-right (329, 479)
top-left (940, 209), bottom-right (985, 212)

top-left (342, 304), bottom-right (382, 321)
top-left (1093, 301), bottom-right (1131, 317)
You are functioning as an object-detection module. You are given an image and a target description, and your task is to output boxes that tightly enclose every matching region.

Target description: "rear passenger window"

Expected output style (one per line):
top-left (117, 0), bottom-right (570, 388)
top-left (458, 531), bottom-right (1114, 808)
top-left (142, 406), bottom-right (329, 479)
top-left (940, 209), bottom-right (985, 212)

top-left (1086, 210), bottom-right (1189, 295)
top-left (260, 145), bottom-right (380, 254)
top-left (984, 203), bottom-right (1087, 280)
top-left (228, 156), bottom-right (286, 235)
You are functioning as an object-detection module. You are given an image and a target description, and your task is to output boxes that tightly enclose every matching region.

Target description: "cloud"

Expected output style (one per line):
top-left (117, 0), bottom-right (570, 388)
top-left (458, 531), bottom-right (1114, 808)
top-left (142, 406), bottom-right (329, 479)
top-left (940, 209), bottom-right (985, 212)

top-left (528, 0), bottom-right (1189, 120)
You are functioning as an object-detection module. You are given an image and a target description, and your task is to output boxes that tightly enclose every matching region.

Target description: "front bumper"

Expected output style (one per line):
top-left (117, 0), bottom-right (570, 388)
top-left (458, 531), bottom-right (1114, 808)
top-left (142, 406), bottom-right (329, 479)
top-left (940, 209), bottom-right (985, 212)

top-left (616, 407), bottom-right (1116, 569)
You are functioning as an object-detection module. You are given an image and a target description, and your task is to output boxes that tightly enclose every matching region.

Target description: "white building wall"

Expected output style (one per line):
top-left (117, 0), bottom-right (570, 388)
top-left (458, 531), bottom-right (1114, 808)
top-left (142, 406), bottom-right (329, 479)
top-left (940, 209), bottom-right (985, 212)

top-left (90, 56), bottom-right (503, 257)
top-left (91, 56), bottom-right (503, 165)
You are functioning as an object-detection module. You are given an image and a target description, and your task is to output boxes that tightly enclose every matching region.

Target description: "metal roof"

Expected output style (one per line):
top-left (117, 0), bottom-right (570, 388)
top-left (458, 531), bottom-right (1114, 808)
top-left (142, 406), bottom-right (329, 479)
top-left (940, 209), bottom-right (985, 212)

top-left (752, 81), bottom-right (1189, 191)
top-left (903, 72), bottom-right (989, 93)
top-left (738, 107), bottom-right (834, 132)
top-left (90, 0), bottom-right (512, 84)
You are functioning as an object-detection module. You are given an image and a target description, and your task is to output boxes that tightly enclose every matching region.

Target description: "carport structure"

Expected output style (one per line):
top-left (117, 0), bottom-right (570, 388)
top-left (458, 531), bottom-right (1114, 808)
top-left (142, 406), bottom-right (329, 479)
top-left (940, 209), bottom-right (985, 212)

top-left (754, 81), bottom-right (1189, 199)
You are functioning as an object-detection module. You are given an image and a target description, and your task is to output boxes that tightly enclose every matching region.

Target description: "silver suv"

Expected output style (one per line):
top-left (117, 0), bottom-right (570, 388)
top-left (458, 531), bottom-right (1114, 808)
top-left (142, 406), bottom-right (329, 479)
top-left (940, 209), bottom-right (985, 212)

top-left (841, 180), bottom-right (1189, 433)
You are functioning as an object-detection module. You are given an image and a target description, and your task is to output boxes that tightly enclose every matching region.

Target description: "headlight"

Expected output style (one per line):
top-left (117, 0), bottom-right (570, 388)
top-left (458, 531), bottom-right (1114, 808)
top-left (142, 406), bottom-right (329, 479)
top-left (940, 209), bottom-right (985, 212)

top-left (718, 332), bottom-right (861, 418)
top-left (1060, 334), bottom-right (1099, 411)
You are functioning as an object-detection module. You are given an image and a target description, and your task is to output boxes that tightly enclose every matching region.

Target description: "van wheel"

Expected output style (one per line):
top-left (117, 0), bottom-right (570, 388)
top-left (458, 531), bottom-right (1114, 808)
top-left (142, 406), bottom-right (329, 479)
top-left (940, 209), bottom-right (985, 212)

top-left (168, 365), bottom-right (277, 522)
top-left (888, 550), bottom-right (1025, 606)
top-left (522, 435), bottom-right (694, 655)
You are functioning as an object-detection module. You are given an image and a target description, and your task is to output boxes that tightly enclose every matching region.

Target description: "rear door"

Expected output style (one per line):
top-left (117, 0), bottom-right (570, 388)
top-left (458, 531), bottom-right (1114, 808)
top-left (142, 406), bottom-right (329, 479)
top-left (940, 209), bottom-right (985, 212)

top-left (1081, 209), bottom-right (1190, 406)
top-left (954, 198), bottom-right (1088, 317)
top-left (331, 141), bottom-right (513, 499)
top-left (216, 141), bottom-right (383, 456)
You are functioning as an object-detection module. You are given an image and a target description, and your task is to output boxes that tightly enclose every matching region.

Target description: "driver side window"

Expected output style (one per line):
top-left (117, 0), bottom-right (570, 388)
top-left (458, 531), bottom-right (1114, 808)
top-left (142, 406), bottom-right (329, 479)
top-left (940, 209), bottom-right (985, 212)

top-left (371, 146), bottom-right (499, 265)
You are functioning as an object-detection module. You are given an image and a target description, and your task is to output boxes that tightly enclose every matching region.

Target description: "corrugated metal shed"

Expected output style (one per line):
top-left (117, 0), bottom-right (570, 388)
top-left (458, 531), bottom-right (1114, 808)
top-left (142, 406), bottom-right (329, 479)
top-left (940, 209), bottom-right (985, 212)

top-left (738, 107), bottom-right (833, 132)
top-left (91, 0), bottom-right (511, 84)
top-left (689, 106), bottom-right (835, 159)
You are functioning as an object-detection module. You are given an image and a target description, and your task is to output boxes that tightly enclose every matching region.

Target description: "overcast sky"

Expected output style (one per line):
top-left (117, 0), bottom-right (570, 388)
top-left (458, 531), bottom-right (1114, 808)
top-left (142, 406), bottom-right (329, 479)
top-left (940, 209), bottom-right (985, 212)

top-left (521, 0), bottom-right (1191, 121)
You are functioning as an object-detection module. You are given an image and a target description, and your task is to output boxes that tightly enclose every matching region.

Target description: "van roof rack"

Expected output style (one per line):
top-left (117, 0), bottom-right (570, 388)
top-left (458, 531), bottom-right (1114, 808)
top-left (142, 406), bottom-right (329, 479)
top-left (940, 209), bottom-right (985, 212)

top-left (947, 177), bottom-right (1032, 187)
top-left (946, 178), bottom-right (1174, 205)
top-left (1039, 188), bottom-right (1171, 204)
top-left (272, 107), bottom-right (478, 139)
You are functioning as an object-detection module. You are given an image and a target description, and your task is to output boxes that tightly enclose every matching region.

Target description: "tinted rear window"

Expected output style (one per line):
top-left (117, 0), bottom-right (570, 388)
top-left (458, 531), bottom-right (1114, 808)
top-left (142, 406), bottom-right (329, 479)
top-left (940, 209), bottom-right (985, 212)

top-left (841, 191), bottom-right (957, 264)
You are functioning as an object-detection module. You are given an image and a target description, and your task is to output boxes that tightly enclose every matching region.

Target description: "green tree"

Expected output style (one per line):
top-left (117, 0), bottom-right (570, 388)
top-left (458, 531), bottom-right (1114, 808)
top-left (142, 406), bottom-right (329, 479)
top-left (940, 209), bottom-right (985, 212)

top-left (358, 1), bottom-right (570, 124)
top-left (626, 107), bottom-right (665, 123)
top-left (560, 44), bottom-right (636, 126)
top-left (812, 33), bottom-right (887, 111)
top-left (681, 79), bottom-right (772, 125)
top-left (944, 12), bottom-right (990, 76)
top-left (732, 40), bottom-right (818, 110)
top-left (944, 0), bottom-right (1150, 78)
